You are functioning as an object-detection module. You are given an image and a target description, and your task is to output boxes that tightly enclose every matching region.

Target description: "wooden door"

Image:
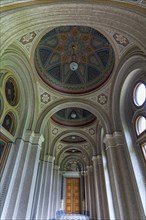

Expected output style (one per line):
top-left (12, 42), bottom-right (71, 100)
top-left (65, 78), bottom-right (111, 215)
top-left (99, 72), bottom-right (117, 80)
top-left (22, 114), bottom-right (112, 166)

top-left (65, 178), bottom-right (80, 214)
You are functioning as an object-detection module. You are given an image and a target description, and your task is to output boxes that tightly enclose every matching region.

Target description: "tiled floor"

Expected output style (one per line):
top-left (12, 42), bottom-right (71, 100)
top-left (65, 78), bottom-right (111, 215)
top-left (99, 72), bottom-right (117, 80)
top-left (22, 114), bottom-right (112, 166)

top-left (58, 214), bottom-right (90, 220)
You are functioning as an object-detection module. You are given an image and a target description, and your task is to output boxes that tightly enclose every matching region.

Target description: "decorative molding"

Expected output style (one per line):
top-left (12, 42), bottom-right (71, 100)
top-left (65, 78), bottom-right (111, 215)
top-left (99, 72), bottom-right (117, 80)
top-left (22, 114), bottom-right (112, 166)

top-left (97, 93), bottom-right (108, 105)
top-left (20, 32), bottom-right (37, 45)
top-left (89, 128), bottom-right (95, 135)
top-left (17, 29), bottom-right (45, 56)
top-left (37, 83), bottom-right (61, 114)
top-left (113, 33), bottom-right (129, 47)
top-left (52, 127), bottom-right (59, 135)
top-left (86, 83), bottom-right (112, 114)
top-left (57, 144), bottom-right (63, 150)
top-left (40, 92), bottom-right (50, 104)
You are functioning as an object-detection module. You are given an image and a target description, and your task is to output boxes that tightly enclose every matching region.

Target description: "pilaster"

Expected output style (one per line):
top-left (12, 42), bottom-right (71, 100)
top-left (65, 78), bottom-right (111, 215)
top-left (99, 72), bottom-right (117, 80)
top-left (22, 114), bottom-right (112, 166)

top-left (92, 155), bottom-right (109, 220)
top-left (104, 132), bottom-right (145, 220)
top-left (1, 131), bottom-right (44, 220)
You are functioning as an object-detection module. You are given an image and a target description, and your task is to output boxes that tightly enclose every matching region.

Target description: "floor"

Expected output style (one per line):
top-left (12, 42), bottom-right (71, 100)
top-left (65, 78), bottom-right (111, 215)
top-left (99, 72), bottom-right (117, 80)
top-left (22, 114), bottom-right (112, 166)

top-left (57, 214), bottom-right (90, 220)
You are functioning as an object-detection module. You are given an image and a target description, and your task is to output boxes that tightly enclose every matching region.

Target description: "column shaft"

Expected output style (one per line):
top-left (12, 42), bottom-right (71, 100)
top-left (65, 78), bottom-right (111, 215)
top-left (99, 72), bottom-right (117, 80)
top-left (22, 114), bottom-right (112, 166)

top-left (104, 132), bottom-right (145, 220)
top-left (92, 156), bottom-right (109, 220)
top-left (1, 132), bottom-right (44, 220)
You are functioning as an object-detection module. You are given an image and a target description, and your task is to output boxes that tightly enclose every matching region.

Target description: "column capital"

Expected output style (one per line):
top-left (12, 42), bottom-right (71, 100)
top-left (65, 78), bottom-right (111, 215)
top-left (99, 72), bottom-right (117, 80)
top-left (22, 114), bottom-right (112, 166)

top-left (92, 155), bottom-right (103, 165)
top-left (43, 155), bottom-right (55, 162)
top-left (54, 165), bottom-right (60, 170)
top-left (87, 165), bottom-right (93, 171)
top-left (23, 130), bottom-right (44, 146)
top-left (81, 171), bottom-right (87, 176)
top-left (104, 132), bottom-right (124, 150)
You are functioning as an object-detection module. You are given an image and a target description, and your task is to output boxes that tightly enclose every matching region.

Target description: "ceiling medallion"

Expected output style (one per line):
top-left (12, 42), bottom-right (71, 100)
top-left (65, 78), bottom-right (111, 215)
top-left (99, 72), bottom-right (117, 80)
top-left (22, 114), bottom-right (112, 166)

top-left (70, 62), bottom-right (78, 71)
top-left (35, 26), bottom-right (115, 94)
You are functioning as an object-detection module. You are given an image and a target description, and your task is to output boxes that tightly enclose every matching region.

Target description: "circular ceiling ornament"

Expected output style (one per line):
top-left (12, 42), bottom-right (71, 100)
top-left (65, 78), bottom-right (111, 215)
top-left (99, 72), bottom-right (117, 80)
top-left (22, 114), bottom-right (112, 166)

top-left (35, 26), bottom-right (115, 94)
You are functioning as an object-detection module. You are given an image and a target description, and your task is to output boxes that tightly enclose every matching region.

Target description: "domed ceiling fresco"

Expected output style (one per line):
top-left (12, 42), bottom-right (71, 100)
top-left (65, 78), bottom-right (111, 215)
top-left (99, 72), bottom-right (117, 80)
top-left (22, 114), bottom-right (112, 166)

top-left (51, 108), bottom-right (96, 127)
top-left (61, 135), bottom-right (86, 143)
top-left (35, 26), bottom-right (115, 94)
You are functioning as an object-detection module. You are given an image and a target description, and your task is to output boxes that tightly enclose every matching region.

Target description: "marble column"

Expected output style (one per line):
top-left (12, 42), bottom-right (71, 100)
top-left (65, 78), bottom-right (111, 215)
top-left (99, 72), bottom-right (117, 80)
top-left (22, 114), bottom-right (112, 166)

top-left (92, 155), bottom-right (109, 220)
top-left (1, 131), bottom-right (44, 220)
top-left (104, 132), bottom-right (145, 220)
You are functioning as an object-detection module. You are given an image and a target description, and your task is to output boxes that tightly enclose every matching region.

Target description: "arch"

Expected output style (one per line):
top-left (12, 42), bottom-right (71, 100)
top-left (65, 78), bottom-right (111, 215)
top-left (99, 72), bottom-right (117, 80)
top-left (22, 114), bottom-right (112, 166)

top-left (117, 55), bottom-right (146, 213)
top-left (1, 2), bottom-right (145, 57)
top-left (50, 129), bottom-right (96, 156)
top-left (55, 145), bottom-right (91, 166)
top-left (1, 44), bottom-right (37, 135)
top-left (35, 98), bottom-right (111, 134)
top-left (60, 155), bottom-right (87, 171)
top-left (2, 111), bottom-right (17, 136)
top-left (0, 92), bottom-right (4, 118)
top-left (112, 55), bottom-right (146, 130)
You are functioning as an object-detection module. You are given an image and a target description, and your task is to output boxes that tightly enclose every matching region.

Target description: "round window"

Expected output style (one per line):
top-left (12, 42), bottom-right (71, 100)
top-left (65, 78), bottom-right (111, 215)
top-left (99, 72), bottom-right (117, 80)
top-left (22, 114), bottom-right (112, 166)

top-left (133, 82), bottom-right (146, 106)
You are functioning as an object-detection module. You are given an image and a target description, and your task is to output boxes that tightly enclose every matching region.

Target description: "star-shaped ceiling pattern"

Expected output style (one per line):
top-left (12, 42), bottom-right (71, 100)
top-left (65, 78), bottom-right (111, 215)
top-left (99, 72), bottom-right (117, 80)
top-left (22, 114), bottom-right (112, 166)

top-left (35, 26), bottom-right (115, 94)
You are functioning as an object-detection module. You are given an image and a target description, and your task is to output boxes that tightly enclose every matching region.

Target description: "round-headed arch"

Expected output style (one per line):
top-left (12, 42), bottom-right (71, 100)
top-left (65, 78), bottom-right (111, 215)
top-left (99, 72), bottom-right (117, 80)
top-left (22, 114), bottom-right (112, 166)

top-left (50, 129), bottom-right (96, 156)
top-left (55, 144), bottom-right (91, 166)
top-left (35, 98), bottom-right (112, 134)
top-left (60, 154), bottom-right (87, 171)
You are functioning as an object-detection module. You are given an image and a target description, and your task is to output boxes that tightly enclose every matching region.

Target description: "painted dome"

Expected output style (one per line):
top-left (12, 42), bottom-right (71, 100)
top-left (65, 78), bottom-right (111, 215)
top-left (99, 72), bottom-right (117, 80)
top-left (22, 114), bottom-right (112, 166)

top-left (61, 135), bottom-right (86, 143)
top-left (35, 26), bottom-right (115, 94)
top-left (51, 108), bottom-right (96, 127)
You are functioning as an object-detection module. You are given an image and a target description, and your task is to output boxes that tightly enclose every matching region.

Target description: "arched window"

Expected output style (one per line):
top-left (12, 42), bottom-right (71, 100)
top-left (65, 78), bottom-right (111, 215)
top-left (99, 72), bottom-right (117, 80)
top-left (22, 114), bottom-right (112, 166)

top-left (119, 58), bottom-right (146, 213)
top-left (2, 112), bottom-right (16, 136)
top-left (133, 82), bottom-right (146, 107)
top-left (133, 82), bottom-right (146, 160)
top-left (5, 77), bottom-right (19, 106)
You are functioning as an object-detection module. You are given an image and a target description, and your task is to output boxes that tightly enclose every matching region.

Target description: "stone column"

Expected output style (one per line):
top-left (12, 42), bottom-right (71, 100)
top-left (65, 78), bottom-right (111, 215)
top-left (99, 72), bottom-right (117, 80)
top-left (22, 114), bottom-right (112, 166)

top-left (43, 156), bottom-right (55, 220)
top-left (104, 132), bottom-right (145, 220)
top-left (87, 165), bottom-right (93, 219)
top-left (56, 171), bottom-right (62, 211)
top-left (1, 131), bottom-right (44, 220)
top-left (33, 155), bottom-right (55, 220)
top-left (80, 172), bottom-right (85, 214)
top-left (92, 155), bottom-right (109, 220)
top-left (89, 165), bottom-right (96, 219)
top-left (50, 165), bottom-right (60, 219)
top-left (83, 171), bottom-right (89, 216)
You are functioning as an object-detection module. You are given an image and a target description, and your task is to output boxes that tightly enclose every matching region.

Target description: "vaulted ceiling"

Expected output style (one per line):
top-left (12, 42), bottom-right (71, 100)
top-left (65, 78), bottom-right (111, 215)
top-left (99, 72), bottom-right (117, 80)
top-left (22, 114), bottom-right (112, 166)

top-left (0, 0), bottom-right (146, 172)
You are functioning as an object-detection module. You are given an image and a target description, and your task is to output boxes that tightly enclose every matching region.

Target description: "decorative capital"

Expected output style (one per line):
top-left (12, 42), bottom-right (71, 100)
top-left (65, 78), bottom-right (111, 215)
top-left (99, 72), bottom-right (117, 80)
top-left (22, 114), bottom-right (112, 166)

top-left (44, 155), bottom-right (55, 163)
top-left (104, 132), bottom-right (124, 150)
top-left (24, 130), bottom-right (44, 147)
top-left (54, 165), bottom-right (60, 170)
top-left (92, 155), bottom-right (103, 165)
